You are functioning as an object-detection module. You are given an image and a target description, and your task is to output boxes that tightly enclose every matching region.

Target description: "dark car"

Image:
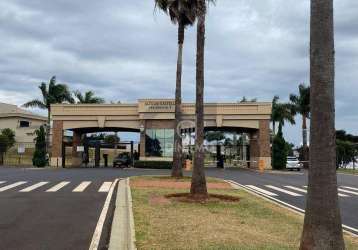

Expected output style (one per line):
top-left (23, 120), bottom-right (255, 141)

top-left (113, 153), bottom-right (132, 168)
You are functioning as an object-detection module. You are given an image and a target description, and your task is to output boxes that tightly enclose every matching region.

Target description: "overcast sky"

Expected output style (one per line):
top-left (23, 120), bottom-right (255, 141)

top-left (0, 0), bottom-right (357, 145)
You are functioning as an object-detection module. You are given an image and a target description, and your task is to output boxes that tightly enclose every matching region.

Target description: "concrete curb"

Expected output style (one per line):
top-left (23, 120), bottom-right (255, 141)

top-left (109, 178), bottom-right (136, 250)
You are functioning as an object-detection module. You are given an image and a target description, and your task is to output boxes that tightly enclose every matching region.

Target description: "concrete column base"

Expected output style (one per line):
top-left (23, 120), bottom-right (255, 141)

top-left (71, 157), bottom-right (82, 168)
top-left (50, 157), bottom-right (62, 168)
top-left (250, 157), bottom-right (272, 170)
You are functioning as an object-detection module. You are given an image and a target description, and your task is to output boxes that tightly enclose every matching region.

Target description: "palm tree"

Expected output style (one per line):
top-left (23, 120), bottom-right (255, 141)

top-left (155, 0), bottom-right (197, 178)
top-left (300, 1), bottom-right (345, 249)
top-left (23, 76), bottom-right (74, 154)
top-left (290, 84), bottom-right (310, 167)
top-left (239, 96), bottom-right (257, 103)
top-left (190, 0), bottom-right (212, 198)
top-left (74, 90), bottom-right (105, 104)
top-left (271, 96), bottom-right (296, 135)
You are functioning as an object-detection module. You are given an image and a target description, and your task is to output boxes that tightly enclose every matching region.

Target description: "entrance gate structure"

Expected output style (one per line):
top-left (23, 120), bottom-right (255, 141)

top-left (50, 99), bottom-right (272, 169)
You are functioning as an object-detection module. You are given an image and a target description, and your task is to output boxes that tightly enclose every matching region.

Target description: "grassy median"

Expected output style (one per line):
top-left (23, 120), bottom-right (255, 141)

top-left (337, 168), bottom-right (358, 175)
top-left (130, 176), bottom-right (358, 250)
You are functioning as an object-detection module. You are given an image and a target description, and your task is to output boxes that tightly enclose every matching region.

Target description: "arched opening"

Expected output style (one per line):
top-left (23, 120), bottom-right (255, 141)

top-left (59, 126), bottom-right (140, 168)
top-left (180, 126), bottom-right (258, 168)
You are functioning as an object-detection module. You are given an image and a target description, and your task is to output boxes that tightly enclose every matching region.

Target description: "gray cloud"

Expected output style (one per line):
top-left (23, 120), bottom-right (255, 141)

top-left (0, 0), bottom-right (357, 145)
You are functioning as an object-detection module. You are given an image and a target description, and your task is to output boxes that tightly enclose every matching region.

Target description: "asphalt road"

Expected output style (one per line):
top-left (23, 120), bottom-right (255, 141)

top-left (0, 167), bottom-right (357, 250)
top-left (205, 168), bottom-right (358, 235)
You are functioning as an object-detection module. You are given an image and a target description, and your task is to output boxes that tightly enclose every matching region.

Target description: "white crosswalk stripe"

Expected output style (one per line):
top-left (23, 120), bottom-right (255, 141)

top-left (0, 181), bottom-right (6, 185)
top-left (338, 188), bottom-right (358, 196)
top-left (46, 181), bottom-right (70, 192)
top-left (0, 181), bottom-right (27, 192)
top-left (73, 181), bottom-right (91, 192)
top-left (98, 182), bottom-right (113, 192)
top-left (20, 182), bottom-right (49, 192)
top-left (284, 185), bottom-right (307, 193)
top-left (303, 185), bottom-right (349, 197)
top-left (265, 185), bottom-right (302, 197)
top-left (341, 186), bottom-right (358, 192)
top-left (246, 185), bottom-right (278, 196)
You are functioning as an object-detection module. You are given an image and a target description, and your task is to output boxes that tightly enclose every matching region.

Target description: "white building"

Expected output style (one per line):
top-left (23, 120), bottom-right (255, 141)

top-left (0, 103), bottom-right (47, 148)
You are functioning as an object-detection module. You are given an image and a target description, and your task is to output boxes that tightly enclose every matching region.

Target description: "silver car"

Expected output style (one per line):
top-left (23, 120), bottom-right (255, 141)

top-left (286, 156), bottom-right (303, 171)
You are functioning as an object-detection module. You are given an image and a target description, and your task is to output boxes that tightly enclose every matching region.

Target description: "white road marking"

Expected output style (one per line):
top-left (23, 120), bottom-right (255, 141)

top-left (265, 185), bottom-right (302, 197)
top-left (0, 181), bottom-right (27, 192)
top-left (245, 185), bottom-right (278, 196)
top-left (19, 182), bottom-right (49, 192)
top-left (338, 188), bottom-right (358, 196)
top-left (341, 186), bottom-right (358, 192)
top-left (228, 180), bottom-right (358, 237)
top-left (46, 181), bottom-right (70, 192)
top-left (338, 193), bottom-right (349, 197)
top-left (89, 179), bottom-right (118, 250)
top-left (303, 186), bottom-right (349, 197)
top-left (73, 181), bottom-right (91, 192)
top-left (98, 182), bottom-right (112, 192)
top-left (284, 186), bottom-right (307, 193)
top-left (0, 181), bottom-right (6, 185)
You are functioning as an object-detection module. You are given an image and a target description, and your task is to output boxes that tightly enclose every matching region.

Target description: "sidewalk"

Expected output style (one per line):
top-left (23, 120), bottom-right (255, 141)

top-left (108, 178), bottom-right (136, 250)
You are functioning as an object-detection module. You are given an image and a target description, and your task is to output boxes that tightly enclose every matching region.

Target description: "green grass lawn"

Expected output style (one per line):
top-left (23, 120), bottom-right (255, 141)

top-left (130, 176), bottom-right (358, 250)
top-left (337, 168), bottom-right (358, 175)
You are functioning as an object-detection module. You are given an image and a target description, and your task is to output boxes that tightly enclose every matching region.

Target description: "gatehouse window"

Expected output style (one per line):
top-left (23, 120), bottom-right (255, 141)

top-left (19, 120), bottom-right (30, 128)
top-left (145, 129), bottom-right (174, 158)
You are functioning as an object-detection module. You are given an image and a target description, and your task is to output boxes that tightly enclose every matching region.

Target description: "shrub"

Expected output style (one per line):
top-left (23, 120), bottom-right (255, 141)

top-left (0, 128), bottom-right (15, 165)
top-left (33, 126), bottom-right (47, 167)
top-left (272, 124), bottom-right (288, 170)
top-left (134, 160), bottom-right (172, 169)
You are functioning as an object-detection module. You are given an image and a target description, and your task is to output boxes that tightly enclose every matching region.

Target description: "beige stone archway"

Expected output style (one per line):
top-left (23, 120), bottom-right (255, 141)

top-left (50, 99), bottom-right (272, 169)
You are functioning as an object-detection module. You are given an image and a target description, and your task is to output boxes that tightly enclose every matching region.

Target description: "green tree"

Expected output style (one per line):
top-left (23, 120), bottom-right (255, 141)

top-left (300, 0), bottom-right (345, 248)
top-left (0, 135), bottom-right (9, 165)
top-left (285, 142), bottom-right (295, 157)
top-left (290, 84), bottom-right (310, 167)
top-left (0, 128), bottom-right (15, 165)
top-left (0, 128), bottom-right (16, 165)
top-left (336, 139), bottom-right (355, 168)
top-left (155, 0), bottom-right (197, 178)
top-left (74, 90), bottom-right (105, 104)
top-left (239, 96), bottom-right (257, 103)
top-left (335, 130), bottom-right (358, 169)
top-left (336, 129), bottom-right (358, 143)
top-left (272, 124), bottom-right (287, 170)
top-left (32, 126), bottom-right (47, 167)
top-left (23, 76), bottom-right (74, 155)
top-left (1, 128), bottom-right (15, 149)
top-left (205, 131), bottom-right (225, 145)
top-left (104, 134), bottom-right (120, 145)
top-left (271, 96), bottom-right (296, 135)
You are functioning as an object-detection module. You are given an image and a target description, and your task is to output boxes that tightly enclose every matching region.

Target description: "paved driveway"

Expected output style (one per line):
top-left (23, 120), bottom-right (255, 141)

top-left (0, 167), bottom-right (168, 250)
top-left (205, 168), bottom-right (358, 235)
top-left (0, 167), bottom-right (356, 250)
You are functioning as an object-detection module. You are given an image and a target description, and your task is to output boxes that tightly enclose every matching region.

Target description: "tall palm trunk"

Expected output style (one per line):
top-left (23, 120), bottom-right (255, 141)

top-left (302, 114), bottom-right (309, 168)
top-left (46, 106), bottom-right (51, 157)
top-left (190, 0), bottom-right (208, 197)
top-left (172, 21), bottom-right (185, 178)
top-left (0, 152), bottom-right (4, 165)
top-left (300, 1), bottom-right (345, 249)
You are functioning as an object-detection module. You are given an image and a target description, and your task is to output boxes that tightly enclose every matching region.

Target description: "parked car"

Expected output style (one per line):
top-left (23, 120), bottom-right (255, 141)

top-left (286, 156), bottom-right (303, 171)
top-left (113, 153), bottom-right (132, 168)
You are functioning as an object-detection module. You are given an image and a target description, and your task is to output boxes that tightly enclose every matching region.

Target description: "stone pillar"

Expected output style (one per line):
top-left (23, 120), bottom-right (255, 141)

top-left (139, 120), bottom-right (146, 159)
top-left (72, 131), bottom-right (82, 167)
top-left (250, 120), bottom-right (271, 169)
top-left (50, 120), bottom-right (63, 167)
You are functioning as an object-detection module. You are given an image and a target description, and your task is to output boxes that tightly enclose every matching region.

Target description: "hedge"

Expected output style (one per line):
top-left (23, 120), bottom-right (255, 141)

top-left (134, 160), bottom-right (172, 169)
